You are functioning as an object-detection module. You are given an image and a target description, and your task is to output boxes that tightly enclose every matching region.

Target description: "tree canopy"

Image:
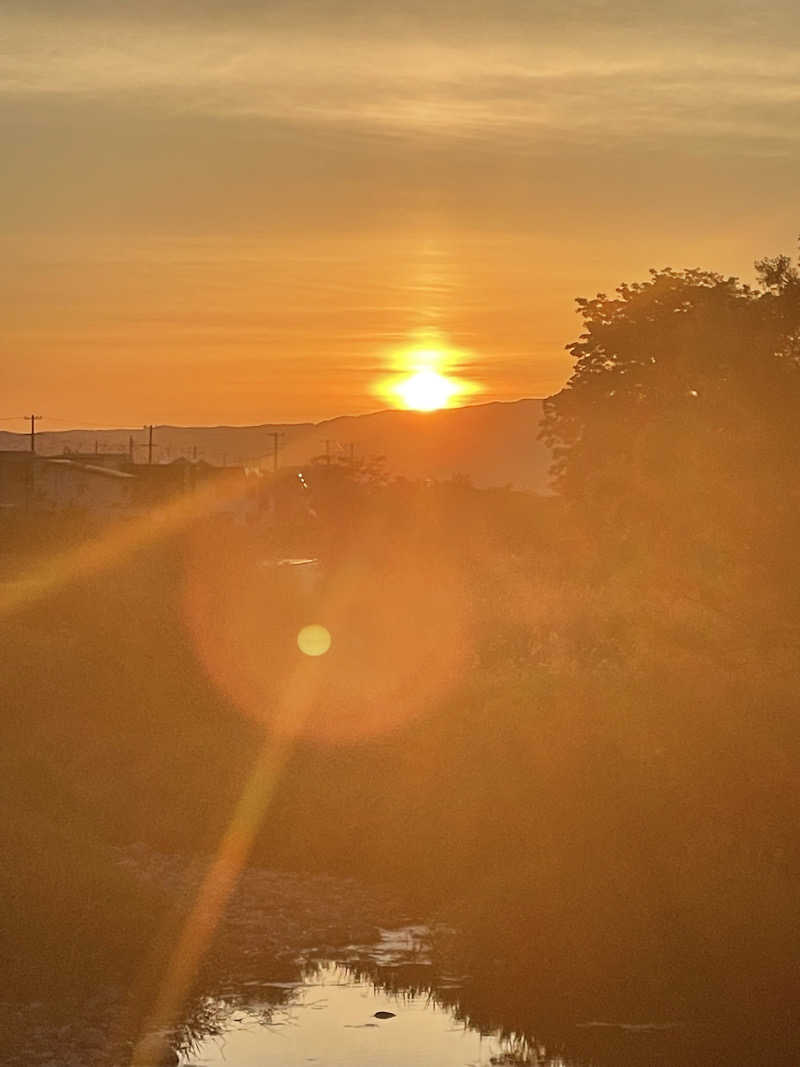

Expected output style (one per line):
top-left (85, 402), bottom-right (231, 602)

top-left (541, 249), bottom-right (800, 570)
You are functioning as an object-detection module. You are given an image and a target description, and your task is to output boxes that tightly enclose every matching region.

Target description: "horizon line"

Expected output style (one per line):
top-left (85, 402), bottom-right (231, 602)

top-left (0, 396), bottom-right (546, 436)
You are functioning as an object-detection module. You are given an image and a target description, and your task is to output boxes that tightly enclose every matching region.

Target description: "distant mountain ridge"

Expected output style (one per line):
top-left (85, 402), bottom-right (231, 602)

top-left (0, 398), bottom-right (551, 492)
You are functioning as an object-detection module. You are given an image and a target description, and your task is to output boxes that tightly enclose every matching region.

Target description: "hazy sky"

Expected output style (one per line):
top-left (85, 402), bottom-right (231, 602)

top-left (2, 0), bottom-right (799, 426)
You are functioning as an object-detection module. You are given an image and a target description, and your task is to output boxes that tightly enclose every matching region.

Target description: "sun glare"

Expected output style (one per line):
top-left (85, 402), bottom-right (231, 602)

top-left (377, 342), bottom-right (478, 412)
top-left (394, 368), bottom-right (459, 412)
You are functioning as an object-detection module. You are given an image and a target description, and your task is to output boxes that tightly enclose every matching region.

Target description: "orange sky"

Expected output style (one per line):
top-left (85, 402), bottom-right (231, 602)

top-left (2, 1), bottom-right (798, 427)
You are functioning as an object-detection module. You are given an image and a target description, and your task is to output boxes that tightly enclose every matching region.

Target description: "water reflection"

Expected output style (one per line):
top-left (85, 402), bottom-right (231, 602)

top-left (181, 960), bottom-right (564, 1067)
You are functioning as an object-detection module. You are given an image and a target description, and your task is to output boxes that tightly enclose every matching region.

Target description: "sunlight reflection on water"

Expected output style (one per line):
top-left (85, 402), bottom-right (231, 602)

top-left (181, 961), bottom-right (550, 1067)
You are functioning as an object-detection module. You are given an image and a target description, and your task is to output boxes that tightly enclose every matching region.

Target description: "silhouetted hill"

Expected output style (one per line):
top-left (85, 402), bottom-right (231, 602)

top-left (294, 399), bottom-right (548, 490)
top-left (0, 399), bottom-right (550, 491)
top-left (0, 422), bottom-right (314, 468)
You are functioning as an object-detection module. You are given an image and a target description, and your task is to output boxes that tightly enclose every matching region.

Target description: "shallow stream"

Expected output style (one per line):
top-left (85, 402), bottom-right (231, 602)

top-left (178, 926), bottom-right (569, 1066)
top-left (182, 959), bottom-right (548, 1067)
top-left (175, 926), bottom-right (691, 1067)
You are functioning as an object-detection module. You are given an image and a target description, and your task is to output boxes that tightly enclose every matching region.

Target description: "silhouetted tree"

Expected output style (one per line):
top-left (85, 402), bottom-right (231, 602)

top-left (540, 248), bottom-right (800, 578)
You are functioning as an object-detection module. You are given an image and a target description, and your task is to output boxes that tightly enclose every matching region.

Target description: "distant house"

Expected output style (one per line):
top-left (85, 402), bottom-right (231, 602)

top-left (128, 457), bottom-right (249, 514)
top-left (0, 450), bottom-right (258, 518)
top-left (0, 452), bottom-right (134, 512)
top-left (0, 452), bottom-right (36, 510)
top-left (38, 460), bottom-right (134, 512)
top-left (127, 461), bottom-right (188, 509)
top-left (59, 451), bottom-right (130, 471)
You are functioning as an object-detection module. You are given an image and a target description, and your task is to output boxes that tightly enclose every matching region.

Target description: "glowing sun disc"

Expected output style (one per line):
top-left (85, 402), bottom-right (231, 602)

top-left (394, 369), bottom-right (459, 411)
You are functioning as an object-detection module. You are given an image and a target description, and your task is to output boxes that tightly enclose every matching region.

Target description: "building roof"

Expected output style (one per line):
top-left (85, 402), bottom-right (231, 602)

top-left (44, 459), bottom-right (135, 480)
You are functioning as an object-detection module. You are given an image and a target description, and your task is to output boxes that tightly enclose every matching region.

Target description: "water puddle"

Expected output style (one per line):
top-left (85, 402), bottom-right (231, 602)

top-left (175, 927), bottom-right (687, 1066)
top-left (180, 959), bottom-right (554, 1067)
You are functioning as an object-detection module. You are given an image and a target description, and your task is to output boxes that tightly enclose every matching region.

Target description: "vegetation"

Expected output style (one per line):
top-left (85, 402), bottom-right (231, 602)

top-left (540, 254), bottom-right (800, 623)
top-left (3, 242), bottom-right (800, 1062)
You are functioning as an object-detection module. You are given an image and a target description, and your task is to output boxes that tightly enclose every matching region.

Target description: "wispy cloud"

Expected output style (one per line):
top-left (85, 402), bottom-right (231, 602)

top-left (2, 12), bottom-right (799, 148)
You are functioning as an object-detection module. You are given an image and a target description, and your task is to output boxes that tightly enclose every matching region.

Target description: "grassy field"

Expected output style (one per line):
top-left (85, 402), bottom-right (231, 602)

top-left (2, 488), bottom-right (799, 1050)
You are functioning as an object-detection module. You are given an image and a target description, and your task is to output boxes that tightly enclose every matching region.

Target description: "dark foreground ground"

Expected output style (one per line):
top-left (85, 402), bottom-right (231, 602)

top-left (2, 487), bottom-right (800, 1066)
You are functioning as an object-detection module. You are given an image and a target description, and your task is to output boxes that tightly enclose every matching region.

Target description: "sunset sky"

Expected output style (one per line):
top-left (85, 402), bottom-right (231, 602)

top-left (2, 0), bottom-right (798, 428)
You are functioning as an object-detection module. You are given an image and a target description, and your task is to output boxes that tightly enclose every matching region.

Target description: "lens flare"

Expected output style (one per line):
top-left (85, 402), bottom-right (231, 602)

top-left (297, 624), bottom-right (332, 656)
top-left (182, 517), bottom-right (472, 745)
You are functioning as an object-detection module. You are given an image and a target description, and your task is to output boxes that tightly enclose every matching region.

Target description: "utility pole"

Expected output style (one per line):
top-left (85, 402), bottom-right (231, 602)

top-left (29, 414), bottom-right (41, 453)
top-left (144, 425), bottom-right (154, 465)
top-left (269, 431), bottom-right (283, 474)
top-left (129, 435), bottom-right (134, 463)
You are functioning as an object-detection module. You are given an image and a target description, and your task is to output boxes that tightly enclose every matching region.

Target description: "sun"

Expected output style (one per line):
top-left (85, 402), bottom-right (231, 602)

top-left (393, 368), bottom-right (459, 412)
top-left (376, 341), bottom-right (479, 412)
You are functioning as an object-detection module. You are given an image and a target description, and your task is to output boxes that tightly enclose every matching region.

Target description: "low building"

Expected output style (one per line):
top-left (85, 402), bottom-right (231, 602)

top-left (0, 452), bottom-right (36, 510)
top-left (0, 452), bottom-right (134, 512)
top-left (37, 460), bottom-right (134, 512)
top-left (128, 458), bottom-right (249, 513)
top-left (59, 451), bottom-right (130, 471)
top-left (0, 451), bottom-right (254, 517)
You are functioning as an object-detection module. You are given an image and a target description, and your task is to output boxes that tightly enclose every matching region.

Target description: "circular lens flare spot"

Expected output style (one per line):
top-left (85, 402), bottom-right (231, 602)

top-left (297, 624), bottom-right (332, 657)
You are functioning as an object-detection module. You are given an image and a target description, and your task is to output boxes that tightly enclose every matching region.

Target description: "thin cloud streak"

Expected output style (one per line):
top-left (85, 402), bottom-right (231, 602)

top-left (2, 16), bottom-right (800, 148)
